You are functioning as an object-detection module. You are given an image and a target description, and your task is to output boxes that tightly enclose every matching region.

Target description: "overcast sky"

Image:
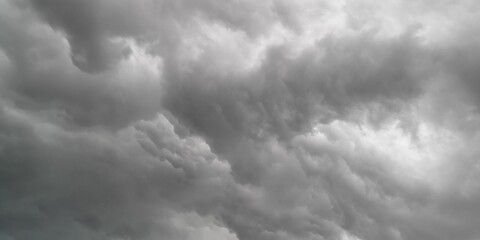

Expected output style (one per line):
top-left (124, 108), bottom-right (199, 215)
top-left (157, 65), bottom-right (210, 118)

top-left (1, 0), bottom-right (480, 240)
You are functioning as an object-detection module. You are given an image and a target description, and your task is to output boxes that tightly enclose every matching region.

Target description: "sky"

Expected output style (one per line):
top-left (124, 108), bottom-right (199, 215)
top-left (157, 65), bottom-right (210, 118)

top-left (1, 0), bottom-right (480, 240)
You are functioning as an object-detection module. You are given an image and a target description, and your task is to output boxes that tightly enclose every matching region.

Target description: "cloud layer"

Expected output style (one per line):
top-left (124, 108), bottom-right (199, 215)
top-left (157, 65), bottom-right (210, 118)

top-left (1, 0), bottom-right (480, 240)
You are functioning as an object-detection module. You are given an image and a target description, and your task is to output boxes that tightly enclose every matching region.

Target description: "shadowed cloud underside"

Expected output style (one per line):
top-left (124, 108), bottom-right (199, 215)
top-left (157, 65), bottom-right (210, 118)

top-left (1, 0), bottom-right (480, 240)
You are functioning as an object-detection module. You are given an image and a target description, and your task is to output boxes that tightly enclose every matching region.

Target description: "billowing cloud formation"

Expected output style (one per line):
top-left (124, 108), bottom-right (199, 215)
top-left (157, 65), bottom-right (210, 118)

top-left (1, 0), bottom-right (480, 240)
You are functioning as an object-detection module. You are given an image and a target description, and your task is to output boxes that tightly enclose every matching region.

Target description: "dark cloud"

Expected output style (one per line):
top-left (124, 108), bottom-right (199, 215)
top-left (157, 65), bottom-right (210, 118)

top-left (163, 27), bottom-right (431, 162)
top-left (1, 0), bottom-right (480, 240)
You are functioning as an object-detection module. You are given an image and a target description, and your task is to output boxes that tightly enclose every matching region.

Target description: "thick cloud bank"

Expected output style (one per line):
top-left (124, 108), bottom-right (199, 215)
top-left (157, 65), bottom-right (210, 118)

top-left (1, 0), bottom-right (480, 239)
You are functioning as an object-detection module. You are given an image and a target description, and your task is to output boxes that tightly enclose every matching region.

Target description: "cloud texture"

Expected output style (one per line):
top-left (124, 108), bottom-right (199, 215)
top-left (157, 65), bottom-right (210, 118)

top-left (1, 0), bottom-right (480, 239)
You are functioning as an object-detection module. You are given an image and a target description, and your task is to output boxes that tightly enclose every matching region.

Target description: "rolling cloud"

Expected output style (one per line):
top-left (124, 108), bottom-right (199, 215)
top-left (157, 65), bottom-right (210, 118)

top-left (1, 0), bottom-right (480, 240)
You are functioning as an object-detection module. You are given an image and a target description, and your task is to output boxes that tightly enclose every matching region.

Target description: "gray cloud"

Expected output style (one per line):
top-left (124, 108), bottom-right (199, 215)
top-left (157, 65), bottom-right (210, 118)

top-left (1, 0), bottom-right (480, 240)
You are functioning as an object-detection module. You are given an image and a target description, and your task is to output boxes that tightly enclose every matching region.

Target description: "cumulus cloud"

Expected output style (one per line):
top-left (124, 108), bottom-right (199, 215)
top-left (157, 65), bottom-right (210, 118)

top-left (1, 0), bottom-right (480, 240)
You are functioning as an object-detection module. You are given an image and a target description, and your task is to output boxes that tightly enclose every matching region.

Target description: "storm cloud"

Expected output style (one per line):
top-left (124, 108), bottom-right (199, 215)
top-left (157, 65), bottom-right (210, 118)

top-left (1, 0), bottom-right (480, 240)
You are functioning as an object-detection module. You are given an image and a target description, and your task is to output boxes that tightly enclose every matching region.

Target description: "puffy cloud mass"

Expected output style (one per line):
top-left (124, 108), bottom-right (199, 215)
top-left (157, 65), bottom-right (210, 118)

top-left (1, 0), bottom-right (480, 239)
